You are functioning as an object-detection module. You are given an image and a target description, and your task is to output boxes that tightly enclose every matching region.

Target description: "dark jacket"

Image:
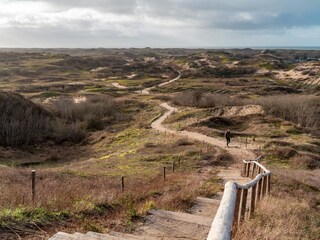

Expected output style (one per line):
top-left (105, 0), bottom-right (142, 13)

top-left (225, 130), bottom-right (231, 139)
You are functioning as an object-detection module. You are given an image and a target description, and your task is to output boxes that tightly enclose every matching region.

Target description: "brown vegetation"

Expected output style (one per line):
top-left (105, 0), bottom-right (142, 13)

top-left (0, 91), bottom-right (53, 147)
top-left (173, 91), bottom-right (243, 108)
top-left (235, 171), bottom-right (320, 240)
top-left (254, 95), bottom-right (320, 129)
top-left (0, 91), bottom-right (134, 147)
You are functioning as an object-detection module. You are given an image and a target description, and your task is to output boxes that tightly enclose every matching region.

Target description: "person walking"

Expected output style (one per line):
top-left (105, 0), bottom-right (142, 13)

top-left (225, 129), bottom-right (231, 147)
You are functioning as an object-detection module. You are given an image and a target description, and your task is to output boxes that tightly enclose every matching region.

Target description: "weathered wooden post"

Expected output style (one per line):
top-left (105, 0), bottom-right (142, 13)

top-left (258, 167), bottom-right (261, 174)
top-left (163, 166), bottom-right (166, 181)
top-left (233, 188), bottom-right (242, 230)
top-left (262, 177), bottom-right (267, 197)
top-left (172, 161), bottom-right (175, 173)
top-left (242, 162), bottom-right (247, 177)
top-left (267, 174), bottom-right (271, 194)
top-left (240, 189), bottom-right (248, 222)
top-left (257, 178), bottom-right (262, 202)
top-left (252, 163), bottom-right (256, 178)
top-left (250, 184), bottom-right (257, 218)
top-left (121, 176), bottom-right (124, 192)
top-left (246, 137), bottom-right (248, 149)
top-left (31, 170), bottom-right (36, 202)
top-left (246, 162), bottom-right (251, 178)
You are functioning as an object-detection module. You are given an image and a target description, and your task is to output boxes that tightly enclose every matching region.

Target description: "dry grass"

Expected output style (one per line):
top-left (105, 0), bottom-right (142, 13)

top-left (0, 167), bottom-right (221, 238)
top-left (235, 169), bottom-right (320, 240)
top-left (253, 95), bottom-right (319, 129)
top-left (173, 91), bottom-right (244, 108)
top-left (235, 195), bottom-right (319, 239)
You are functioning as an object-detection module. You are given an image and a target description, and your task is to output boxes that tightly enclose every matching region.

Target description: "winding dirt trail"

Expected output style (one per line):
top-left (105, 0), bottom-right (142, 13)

top-left (151, 103), bottom-right (256, 162)
top-left (112, 72), bottom-right (256, 162)
top-left (141, 72), bottom-right (181, 94)
top-left (111, 82), bottom-right (128, 89)
top-left (112, 72), bottom-right (181, 94)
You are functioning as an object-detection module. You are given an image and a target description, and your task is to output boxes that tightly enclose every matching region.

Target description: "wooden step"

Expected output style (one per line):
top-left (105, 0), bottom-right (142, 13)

top-left (85, 231), bottom-right (127, 240)
top-left (149, 209), bottom-right (212, 226)
top-left (189, 197), bottom-right (221, 218)
top-left (49, 232), bottom-right (77, 240)
top-left (108, 231), bottom-right (160, 240)
top-left (72, 232), bottom-right (87, 239)
top-left (195, 197), bottom-right (221, 205)
top-left (136, 213), bottom-right (210, 239)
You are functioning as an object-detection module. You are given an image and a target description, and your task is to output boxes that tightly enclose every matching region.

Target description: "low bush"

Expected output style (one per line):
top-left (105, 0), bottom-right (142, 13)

top-left (173, 91), bottom-right (243, 108)
top-left (52, 95), bottom-right (115, 123)
top-left (0, 91), bottom-right (53, 147)
top-left (0, 91), bottom-right (126, 147)
top-left (274, 147), bottom-right (297, 159)
top-left (292, 154), bottom-right (320, 170)
top-left (253, 95), bottom-right (319, 129)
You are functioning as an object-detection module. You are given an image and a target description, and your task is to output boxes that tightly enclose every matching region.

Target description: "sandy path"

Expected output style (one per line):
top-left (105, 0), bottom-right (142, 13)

top-left (151, 103), bottom-right (256, 162)
top-left (112, 72), bottom-right (255, 161)
top-left (111, 71), bottom-right (255, 162)
top-left (112, 72), bottom-right (181, 93)
top-left (141, 72), bottom-right (181, 94)
top-left (111, 82), bottom-right (128, 89)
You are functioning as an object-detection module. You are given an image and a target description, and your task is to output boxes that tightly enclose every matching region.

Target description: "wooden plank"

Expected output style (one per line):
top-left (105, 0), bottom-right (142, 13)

top-left (246, 163), bottom-right (251, 178)
top-left (267, 174), bottom-right (271, 194)
top-left (257, 178), bottom-right (262, 202)
top-left (239, 189), bottom-right (248, 223)
top-left (232, 188), bottom-right (242, 230)
top-left (242, 162), bottom-right (247, 177)
top-left (262, 177), bottom-right (267, 197)
top-left (251, 164), bottom-right (256, 178)
top-left (250, 184), bottom-right (257, 218)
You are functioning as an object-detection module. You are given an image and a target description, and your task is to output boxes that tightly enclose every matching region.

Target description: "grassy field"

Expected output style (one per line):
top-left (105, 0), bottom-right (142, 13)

top-left (0, 49), bottom-right (319, 239)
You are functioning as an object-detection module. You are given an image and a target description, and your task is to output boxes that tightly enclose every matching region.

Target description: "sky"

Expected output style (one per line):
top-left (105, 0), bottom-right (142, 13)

top-left (0, 0), bottom-right (320, 48)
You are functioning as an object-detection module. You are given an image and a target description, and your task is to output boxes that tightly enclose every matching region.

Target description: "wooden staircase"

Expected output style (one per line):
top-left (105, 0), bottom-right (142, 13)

top-left (49, 167), bottom-right (250, 240)
top-left (49, 195), bottom-right (222, 240)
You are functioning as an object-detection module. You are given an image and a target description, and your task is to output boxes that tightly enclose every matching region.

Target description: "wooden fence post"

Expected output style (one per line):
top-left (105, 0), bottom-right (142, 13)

top-left (172, 161), bottom-right (175, 173)
top-left (233, 188), bottom-right (242, 230)
top-left (163, 166), bottom-right (166, 181)
top-left (246, 137), bottom-right (248, 149)
top-left (121, 176), bottom-right (124, 192)
top-left (242, 162), bottom-right (247, 177)
top-left (240, 189), bottom-right (248, 222)
top-left (246, 163), bottom-right (251, 178)
top-left (31, 170), bottom-right (36, 202)
top-left (257, 178), bottom-right (262, 202)
top-left (262, 177), bottom-right (267, 197)
top-left (251, 164), bottom-right (256, 178)
top-left (250, 184), bottom-right (257, 218)
top-left (267, 174), bottom-right (271, 194)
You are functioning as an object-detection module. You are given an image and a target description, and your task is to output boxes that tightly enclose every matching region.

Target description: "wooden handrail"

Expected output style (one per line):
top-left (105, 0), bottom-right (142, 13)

top-left (207, 156), bottom-right (271, 240)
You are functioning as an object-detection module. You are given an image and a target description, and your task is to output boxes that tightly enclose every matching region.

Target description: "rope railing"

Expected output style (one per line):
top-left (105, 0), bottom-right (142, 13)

top-left (207, 156), bottom-right (271, 240)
